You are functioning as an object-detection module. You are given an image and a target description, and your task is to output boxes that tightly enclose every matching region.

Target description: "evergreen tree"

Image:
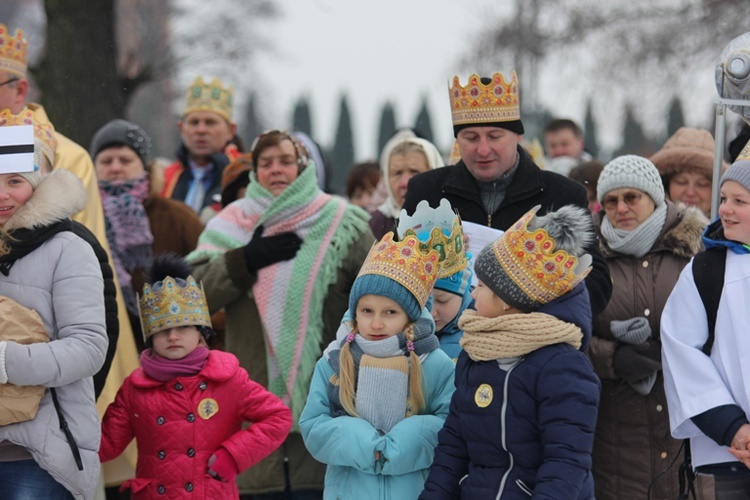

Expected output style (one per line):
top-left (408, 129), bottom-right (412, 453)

top-left (583, 99), bottom-right (600, 158)
top-left (329, 94), bottom-right (355, 195)
top-left (240, 92), bottom-right (264, 149)
top-left (377, 102), bottom-right (397, 155)
top-left (414, 96), bottom-right (434, 143)
top-left (667, 96), bottom-right (685, 139)
top-left (614, 103), bottom-right (653, 157)
top-left (292, 96), bottom-right (313, 137)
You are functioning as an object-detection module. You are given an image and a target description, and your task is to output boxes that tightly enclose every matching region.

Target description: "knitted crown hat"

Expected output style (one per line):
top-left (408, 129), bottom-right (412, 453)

top-left (721, 138), bottom-right (750, 194)
top-left (90, 119), bottom-right (152, 168)
top-left (597, 155), bottom-right (665, 207)
top-left (474, 205), bottom-right (593, 312)
top-left (349, 232), bottom-right (441, 322)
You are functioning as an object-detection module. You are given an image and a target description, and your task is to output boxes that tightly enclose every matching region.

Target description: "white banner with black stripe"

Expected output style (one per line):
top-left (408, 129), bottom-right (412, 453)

top-left (0, 125), bottom-right (35, 174)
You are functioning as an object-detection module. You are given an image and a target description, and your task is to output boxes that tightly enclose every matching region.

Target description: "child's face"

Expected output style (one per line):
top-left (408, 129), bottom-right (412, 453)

top-left (349, 187), bottom-right (374, 209)
top-left (471, 280), bottom-right (511, 318)
top-left (720, 180), bottom-right (750, 245)
top-left (151, 326), bottom-right (203, 360)
top-left (431, 289), bottom-right (463, 331)
top-left (355, 294), bottom-right (409, 341)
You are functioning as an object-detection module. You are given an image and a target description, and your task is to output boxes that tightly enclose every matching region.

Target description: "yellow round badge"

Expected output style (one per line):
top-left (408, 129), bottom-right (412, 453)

top-left (474, 384), bottom-right (493, 408)
top-left (198, 398), bottom-right (219, 420)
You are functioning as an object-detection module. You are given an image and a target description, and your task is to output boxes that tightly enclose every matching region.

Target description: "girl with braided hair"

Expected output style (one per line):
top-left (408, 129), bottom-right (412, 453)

top-left (299, 231), bottom-right (455, 500)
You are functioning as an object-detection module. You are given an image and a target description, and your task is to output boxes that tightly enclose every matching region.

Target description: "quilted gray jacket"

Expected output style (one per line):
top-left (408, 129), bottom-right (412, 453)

top-left (0, 170), bottom-right (107, 500)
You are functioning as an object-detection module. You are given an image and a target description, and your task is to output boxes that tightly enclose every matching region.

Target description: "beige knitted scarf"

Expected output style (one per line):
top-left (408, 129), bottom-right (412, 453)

top-left (458, 310), bottom-right (582, 361)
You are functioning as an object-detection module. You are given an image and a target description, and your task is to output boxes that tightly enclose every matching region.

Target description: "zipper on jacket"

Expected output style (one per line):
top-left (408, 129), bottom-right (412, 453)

top-left (495, 359), bottom-right (521, 500)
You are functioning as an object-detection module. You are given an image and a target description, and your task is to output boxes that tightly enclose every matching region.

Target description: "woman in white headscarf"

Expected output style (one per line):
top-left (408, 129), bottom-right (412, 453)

top-left (369, 129), bottom-right (444, 238)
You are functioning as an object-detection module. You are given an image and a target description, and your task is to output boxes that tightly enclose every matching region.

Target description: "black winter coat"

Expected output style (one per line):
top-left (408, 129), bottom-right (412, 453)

top-left (403, 147), bottom-right (612, 316)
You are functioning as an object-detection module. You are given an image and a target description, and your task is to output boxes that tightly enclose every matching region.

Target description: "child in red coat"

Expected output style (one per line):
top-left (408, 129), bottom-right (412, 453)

top-left (100, 256), bottom-right (291, 499)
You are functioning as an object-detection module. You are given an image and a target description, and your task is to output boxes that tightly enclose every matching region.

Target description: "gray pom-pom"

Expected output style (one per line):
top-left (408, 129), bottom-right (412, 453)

top-left (529, 205), bottom-right (594, 257)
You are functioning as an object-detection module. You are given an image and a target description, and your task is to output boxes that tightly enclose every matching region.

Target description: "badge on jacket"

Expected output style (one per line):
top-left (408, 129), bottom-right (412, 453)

top-left (198, 398), bottom-right (219, 419)
top-left (474, 384), bottom-right (493, 408)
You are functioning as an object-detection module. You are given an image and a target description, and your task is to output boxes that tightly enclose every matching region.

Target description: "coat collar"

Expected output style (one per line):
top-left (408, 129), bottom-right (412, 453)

top-left (4, 170), bottom-right (86, 232)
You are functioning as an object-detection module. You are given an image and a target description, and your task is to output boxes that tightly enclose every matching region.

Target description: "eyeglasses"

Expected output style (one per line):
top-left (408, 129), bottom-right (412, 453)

top-left (0, 77), bottom-right (18, 88)
top-left (602, 192), bottom-right (643, 210)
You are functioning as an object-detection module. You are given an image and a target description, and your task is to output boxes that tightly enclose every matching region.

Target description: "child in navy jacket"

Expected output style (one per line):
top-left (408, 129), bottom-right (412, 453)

top-left (421, 205), bottom-right (601, 499)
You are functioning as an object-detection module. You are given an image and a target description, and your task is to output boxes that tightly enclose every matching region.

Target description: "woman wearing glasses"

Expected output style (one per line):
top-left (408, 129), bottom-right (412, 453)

top-left (586, 155), bottom-right (712, 499)
top-left (187, 130), bottom-right (373, 499)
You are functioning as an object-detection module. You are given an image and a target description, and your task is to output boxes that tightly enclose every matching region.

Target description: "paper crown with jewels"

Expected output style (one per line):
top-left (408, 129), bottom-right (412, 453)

top-left (449, 71), bottom-right (522, 134)
top-left (0, 109), bottom-right (57, 168)
top-left (137, 275), bottom-right (212, 340)
top-left (355, 232), bottom-right (441, 313)
top-left (0, 24), bottom-right (28, 78)
top-left (183, 76), bottom-right (234, 122)
top-left (397, 198), bottom-right (468, 279)
top-left (476, 205), bottom-right (592, 311)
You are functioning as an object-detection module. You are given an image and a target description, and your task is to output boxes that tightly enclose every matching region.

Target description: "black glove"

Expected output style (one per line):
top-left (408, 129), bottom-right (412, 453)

top-left (244, 225), bottom-right (302, 273)
top-left (612, 340), bottom-right (662, 384)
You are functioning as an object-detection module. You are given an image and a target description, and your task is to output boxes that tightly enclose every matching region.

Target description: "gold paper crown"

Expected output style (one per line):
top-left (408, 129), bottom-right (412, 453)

top-left (137, 276), bottom-right (212, 340)
top-left (183, 76), bottom-right (234, 122)
top-left (492, 206), bottom-right (591, 306)
top-left (0, 109), bottom-right (57, 167)
top-left (449, 71), bottom-right (520, 127)
top-left (397, 199), bottom-right (468, 278)
top-left (0, 24), bottom-right (28, 78)
top-left (736, 138), bottom-right (750, 162)
top-left (357, 232), bottom-right (441, 310)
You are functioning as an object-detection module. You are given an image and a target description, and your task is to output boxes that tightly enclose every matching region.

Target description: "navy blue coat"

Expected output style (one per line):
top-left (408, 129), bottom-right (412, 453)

top-left (420, 286), bottom-right (601, 499)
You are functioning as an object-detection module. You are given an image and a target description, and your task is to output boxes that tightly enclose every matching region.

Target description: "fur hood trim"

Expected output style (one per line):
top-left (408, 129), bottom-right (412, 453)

top-left (4, 170), bottom-right (86, 231)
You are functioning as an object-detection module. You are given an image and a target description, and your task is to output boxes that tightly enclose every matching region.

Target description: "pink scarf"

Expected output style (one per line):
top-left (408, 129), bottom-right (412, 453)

top-left (140, 346), bottom-right (209, 382)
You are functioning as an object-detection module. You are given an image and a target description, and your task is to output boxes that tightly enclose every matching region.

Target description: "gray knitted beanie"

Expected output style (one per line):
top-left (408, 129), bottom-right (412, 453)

top-left (597, 155), bottom-right (665, 207)
top-left (90, 119), bottom-right (152, 168)
top-left (721, 160), bottom-right (750, 194)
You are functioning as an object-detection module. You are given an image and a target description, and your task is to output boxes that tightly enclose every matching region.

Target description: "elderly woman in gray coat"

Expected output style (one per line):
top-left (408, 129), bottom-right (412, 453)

top-left (0, 124), bottom-right (107, 500)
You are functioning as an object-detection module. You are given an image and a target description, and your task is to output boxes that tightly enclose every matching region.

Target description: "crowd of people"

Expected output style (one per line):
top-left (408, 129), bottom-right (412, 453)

top-left (4, 21), bottom-right (750, 500)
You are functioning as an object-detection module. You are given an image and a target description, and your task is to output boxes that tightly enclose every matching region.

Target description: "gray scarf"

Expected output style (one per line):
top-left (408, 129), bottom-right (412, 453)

top-left (600, 203), bottom-right (667, 258)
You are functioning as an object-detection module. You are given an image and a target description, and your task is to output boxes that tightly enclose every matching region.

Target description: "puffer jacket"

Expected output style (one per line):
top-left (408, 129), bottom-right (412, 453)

top-left (300, 349), bottom-right (456, 500)
top-left (421, 285), bottom-right (601, 499)
top-left (0, 170), bottom-right (108, 500)
top-left (588, 202), bottom-right (713, 500)
top-left (189, 224), bottom-right (374, 495)
top-left (100, 350), bottom-right (292, 499)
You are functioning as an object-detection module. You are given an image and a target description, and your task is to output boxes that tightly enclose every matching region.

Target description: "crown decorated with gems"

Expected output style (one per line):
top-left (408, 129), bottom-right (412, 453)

top-left (0, 109), bottom-right (56, 167)
top-left (0, 24), bottom-right (28, 78)
top-left (492, 206), bottom-right (590, 306)
top-left (183, 76), bottom-right (233, 122)
top-left (358, 232), bottom-right (441, 310)
top-left (137, 276), bottom-right (212, 340)
top-left (397, 198), bottom-right (468, 278)
top-left (736, 139), bottom-right (750, 162)
top-left (449, 71), bottom-right (520, 127)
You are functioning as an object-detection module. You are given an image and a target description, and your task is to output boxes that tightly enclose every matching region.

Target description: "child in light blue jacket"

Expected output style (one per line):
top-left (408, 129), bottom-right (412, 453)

top-left (299, 231), bottom-right (455, 500)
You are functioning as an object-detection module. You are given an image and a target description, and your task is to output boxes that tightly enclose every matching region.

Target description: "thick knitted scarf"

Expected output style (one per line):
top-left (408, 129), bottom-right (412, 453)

top-left (459, 310), bottom-right (582, 361)
top-left (99, 175), bottom-right (153, 314)
top-left (140, 346), bottom-right (210, 382)
top-left (324, 309), bottom-right (438, 432)
top-left (187, 163), bottom-right (370, 426)
top-left (600, 202), bottom-right (667, 258)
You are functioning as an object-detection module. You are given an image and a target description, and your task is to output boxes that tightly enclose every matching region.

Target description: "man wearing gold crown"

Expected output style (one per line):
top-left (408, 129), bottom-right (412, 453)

top-left (160, 76), bottom-right (240, 216)
top-left (403, 71), bottom-right (612, 316)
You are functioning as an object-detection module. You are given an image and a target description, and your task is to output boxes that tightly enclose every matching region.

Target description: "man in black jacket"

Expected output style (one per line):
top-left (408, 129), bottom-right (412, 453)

top-left (403, 71), bottom-right (611, 315)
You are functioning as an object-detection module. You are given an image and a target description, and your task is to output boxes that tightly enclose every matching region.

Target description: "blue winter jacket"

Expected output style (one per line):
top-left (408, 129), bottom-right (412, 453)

top-left (300, 349), bottom-right (456, 500)
top-left (420, 285), bottom-right (601, 499)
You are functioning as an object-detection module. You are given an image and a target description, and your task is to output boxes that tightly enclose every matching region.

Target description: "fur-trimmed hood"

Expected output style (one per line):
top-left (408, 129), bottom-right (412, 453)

top-left (4, 169), bottom-right (86, 232)
top-left (650, 127), bottom-right (726, 185)
top-left (597, 201), bottom-right (708, 259)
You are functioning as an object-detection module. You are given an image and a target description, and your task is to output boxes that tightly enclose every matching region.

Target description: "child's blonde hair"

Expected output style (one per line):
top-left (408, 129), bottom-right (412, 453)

top-left (335, 321), bottom-right (426, 417)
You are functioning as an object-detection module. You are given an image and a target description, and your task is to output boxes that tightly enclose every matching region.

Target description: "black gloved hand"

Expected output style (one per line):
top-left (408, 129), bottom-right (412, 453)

top-left (244, 225), bottom-right (302, 273)
top-left (612, 340), bottom-right (662, 384)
